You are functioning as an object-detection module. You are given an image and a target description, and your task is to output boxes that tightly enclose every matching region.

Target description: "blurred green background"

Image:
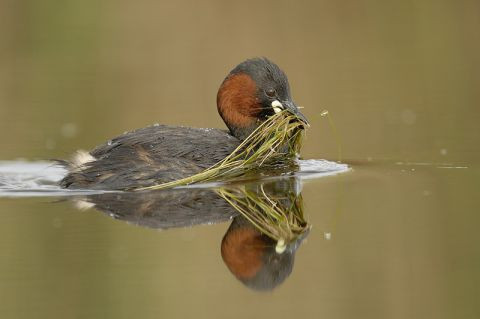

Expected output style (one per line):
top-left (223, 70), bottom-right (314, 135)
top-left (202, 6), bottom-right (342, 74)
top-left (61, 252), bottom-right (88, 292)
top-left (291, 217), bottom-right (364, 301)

top-left (0, 1), bottom-right (479, 319)
top-left (1, 0), bottom-right (478, 163)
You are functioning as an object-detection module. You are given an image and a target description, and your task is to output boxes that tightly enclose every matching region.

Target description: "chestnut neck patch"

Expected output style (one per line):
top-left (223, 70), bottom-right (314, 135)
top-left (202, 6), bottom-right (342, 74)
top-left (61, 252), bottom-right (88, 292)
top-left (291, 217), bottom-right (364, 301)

top-left (217, 73), bottom-right (261, 138)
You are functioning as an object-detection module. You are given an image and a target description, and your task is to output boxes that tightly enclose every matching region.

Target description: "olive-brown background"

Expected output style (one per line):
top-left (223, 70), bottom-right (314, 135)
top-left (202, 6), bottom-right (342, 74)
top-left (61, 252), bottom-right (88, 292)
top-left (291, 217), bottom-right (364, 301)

top-left (0, 1), bottom-right (479, 318)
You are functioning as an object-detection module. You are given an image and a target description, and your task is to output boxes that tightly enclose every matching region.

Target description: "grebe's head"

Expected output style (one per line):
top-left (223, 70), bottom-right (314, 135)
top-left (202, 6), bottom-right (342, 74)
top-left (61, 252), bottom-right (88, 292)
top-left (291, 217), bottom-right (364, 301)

top-left (217, 57), bottom-right (308, 140)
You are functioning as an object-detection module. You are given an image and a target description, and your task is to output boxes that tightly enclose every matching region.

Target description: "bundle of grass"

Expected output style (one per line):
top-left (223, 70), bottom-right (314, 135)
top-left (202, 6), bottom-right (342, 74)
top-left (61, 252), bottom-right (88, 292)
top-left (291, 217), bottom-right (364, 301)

top-left (137, 110), bottom-right (307, 191)
top-left (216, 183), bottom-right (309, 253)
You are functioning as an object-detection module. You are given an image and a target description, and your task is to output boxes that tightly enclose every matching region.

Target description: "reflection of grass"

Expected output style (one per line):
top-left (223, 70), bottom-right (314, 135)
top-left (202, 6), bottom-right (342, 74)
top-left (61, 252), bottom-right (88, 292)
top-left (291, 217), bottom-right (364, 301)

top-left (136, 110), bottom-right (306, 191)
top-left (216, 184), bottom-right (309, 246)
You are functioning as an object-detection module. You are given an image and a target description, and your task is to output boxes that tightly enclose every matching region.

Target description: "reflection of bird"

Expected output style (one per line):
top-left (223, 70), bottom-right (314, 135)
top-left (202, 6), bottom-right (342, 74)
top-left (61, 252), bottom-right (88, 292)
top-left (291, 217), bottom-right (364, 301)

top-left (72, 188), bottom-right (237, 229)
top-left (221, 216), bottom-right (307, 291)
top-left (59, 58), bottom-right (307, 190)
top-left (70, 177), bottom-right (308, 291)
top-left (220, 177), bottom-right (308, 291)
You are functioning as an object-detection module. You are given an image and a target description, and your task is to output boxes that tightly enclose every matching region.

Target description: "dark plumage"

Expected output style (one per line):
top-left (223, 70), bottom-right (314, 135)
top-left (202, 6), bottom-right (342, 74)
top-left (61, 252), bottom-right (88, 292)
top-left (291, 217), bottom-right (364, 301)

top-left (60, 57), bottom-right (306, 190)
top-left (60, 125), bottom-right (239, 189)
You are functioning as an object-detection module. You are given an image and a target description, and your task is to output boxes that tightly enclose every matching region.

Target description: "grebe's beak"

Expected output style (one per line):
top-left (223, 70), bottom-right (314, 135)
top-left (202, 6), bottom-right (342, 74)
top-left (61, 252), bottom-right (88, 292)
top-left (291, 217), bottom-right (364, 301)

top-left (273, 100), bottom-right (309, 127)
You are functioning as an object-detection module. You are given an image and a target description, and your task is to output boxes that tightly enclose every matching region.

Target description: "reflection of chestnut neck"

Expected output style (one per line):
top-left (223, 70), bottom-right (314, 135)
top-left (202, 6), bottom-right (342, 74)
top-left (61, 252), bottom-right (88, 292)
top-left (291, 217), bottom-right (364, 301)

top-left (221, 216), bottom-right (295, 291)
top-left (221, 219), bottom-right (270, 280)
top-left (217, 73), bottom-right (261, 140)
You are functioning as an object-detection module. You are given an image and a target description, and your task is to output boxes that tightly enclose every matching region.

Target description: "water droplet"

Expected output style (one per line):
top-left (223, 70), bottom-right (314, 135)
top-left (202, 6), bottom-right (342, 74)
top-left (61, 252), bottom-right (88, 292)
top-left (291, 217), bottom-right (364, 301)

top-left (320, 110), bottom-right (329, 117)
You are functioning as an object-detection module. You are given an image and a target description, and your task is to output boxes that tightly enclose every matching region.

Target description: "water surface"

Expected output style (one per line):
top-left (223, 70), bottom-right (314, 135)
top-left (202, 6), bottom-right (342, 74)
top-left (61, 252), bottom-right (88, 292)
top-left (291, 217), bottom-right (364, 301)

top-left (1, 1), bottom-right (479, 318)
top-left (0, 159), bottom-right (478, 319)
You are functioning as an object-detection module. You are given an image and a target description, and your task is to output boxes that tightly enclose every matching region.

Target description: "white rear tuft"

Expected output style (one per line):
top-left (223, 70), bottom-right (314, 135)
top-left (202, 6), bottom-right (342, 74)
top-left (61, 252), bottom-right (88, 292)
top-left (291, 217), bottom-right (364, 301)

top-left (72, 150), bottom-right (96, 167)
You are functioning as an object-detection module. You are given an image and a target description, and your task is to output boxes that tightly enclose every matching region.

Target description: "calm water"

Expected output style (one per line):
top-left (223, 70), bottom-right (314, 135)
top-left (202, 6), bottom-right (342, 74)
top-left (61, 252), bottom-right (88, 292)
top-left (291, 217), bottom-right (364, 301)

top-left (1, 1), bottom-right (479, 318)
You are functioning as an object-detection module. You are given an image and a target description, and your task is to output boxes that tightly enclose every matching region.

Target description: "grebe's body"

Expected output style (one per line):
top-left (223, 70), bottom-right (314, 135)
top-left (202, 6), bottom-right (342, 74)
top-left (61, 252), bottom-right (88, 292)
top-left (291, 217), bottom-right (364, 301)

top-left (60, 125), bottom-right (239, 189)
top-left (60, 58), bottom-right (307, 190)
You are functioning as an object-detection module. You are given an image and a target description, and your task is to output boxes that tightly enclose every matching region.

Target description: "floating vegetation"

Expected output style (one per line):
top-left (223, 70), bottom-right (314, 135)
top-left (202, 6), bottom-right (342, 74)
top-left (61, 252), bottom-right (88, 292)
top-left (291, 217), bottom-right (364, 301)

top-left (137, 110), bottom-right (307, 191)
top-left (216, 182), bottom-right (309, 248)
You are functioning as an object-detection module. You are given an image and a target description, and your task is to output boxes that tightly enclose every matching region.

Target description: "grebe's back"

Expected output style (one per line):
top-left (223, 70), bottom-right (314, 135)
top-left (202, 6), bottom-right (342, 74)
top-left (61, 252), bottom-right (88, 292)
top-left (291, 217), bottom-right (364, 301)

top-left (60, 125), bottom-right (239, 190)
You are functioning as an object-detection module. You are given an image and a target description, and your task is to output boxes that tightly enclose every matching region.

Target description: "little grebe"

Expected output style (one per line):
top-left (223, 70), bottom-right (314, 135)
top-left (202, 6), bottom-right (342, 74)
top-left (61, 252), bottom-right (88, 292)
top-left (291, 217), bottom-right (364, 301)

top-left (60, 57), bottom-right (307, 190)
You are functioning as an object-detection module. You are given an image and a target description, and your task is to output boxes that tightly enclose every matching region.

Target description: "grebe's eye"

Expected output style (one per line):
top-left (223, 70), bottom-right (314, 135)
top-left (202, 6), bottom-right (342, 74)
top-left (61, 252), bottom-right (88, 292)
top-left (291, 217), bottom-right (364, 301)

top-left (265, 88), bottom-right (276, 98)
